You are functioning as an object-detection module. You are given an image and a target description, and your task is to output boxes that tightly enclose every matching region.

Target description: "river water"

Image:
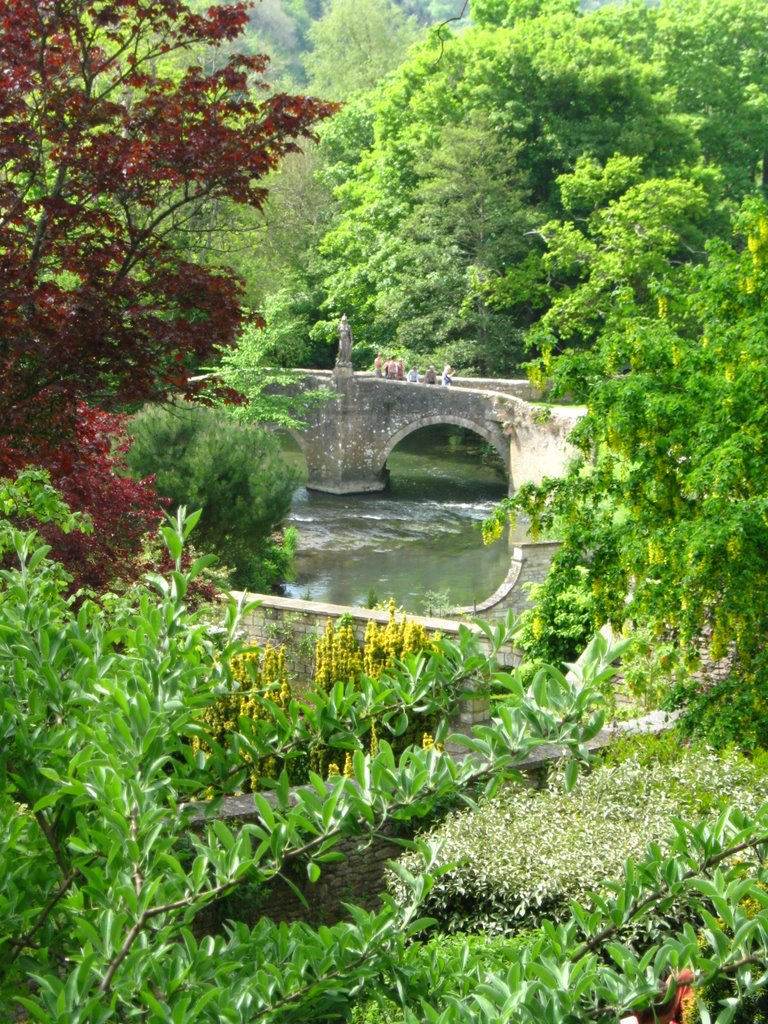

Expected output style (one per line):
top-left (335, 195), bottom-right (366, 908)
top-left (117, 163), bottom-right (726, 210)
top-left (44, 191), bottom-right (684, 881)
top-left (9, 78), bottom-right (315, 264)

top-left (280, 426), bottom-right (526, 613)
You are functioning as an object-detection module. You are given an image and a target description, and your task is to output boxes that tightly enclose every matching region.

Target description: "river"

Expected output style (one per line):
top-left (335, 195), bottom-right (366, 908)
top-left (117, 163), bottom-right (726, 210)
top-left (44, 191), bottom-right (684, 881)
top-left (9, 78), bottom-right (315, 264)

top-left (280, 425), bottom-right (527, 614)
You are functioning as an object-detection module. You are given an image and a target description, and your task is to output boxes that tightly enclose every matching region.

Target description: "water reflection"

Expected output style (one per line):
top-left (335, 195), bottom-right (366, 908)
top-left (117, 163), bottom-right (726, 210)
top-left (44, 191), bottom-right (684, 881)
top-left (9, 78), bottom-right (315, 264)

top-left (280, 426), bottom-right (527, 612)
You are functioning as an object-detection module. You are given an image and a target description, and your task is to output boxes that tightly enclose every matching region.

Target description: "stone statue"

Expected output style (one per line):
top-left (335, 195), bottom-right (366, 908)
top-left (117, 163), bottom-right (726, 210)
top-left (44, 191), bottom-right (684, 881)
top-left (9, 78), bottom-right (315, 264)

top-left (336, 313), bottom-right (353, 366)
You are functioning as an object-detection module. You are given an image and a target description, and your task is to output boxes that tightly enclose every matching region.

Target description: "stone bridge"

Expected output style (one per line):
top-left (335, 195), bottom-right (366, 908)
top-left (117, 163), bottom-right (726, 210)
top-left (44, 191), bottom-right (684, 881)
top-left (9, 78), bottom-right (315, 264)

top-left (288, 369), bottom-right (583, 494)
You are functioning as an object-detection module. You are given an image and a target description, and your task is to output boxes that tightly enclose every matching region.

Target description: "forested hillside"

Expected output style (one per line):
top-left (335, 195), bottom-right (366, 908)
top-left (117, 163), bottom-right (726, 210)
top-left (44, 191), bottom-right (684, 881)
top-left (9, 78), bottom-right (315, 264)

top-left (206, 0), bottom-right (767, 380)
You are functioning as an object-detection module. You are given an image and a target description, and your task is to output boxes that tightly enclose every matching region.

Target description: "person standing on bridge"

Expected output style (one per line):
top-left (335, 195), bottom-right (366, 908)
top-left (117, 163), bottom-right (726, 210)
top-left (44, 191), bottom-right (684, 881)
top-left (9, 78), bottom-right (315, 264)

top-left (424, 365), bottom-right (437, 385)
top-left (374, 353), bottom-right (383, 377)
top-left (407, 367), bottom-right (418, 382)
top-left (396, 357), bottom-right (405, 381)
top-left (386, 355), bottom-right (397, 379)
top-left (441, 364), bottom-right (453, 386)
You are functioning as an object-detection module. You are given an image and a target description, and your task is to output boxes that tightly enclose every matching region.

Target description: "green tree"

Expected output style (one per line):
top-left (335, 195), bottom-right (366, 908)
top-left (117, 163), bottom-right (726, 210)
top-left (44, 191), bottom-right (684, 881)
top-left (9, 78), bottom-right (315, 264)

top-left (314, 7), bottom-right (702, 368)
top-left (517, 154), bottom-right (717, 352)
top-left (126, 403), bottom-right (299, 590)
top-left (471, 0), bottom-right (579, 26)
top-left (575, 0), bottom-right (768, 198)
top-left (373, 115), bottom-right (538, 374)
top-left (303, 0), bottom-right (422, 100)
top-left (650, 0), bottom-right (768, 198)
top-left (490, 198), bottom-right (768, 672)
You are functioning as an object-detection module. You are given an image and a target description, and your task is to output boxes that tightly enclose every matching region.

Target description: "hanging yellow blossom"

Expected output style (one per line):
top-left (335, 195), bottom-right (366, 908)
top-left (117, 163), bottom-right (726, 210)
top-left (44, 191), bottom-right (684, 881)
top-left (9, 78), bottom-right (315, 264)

top-left (647, 540), bottom-right (665, 565)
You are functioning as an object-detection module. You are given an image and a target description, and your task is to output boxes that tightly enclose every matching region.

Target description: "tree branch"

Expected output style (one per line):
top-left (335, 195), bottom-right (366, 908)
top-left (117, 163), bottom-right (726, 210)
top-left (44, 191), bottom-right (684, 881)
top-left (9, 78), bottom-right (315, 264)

top-left (8, 863), bottom-right (90, 965)
top-left (431, 0), bottom-right (469, 68)
top-left (570, 830), bottom-right (768, 963)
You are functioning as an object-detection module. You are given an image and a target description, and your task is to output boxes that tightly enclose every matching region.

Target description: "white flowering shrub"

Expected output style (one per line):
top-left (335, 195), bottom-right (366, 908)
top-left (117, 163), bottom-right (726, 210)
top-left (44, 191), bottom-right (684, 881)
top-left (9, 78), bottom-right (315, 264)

top-left (391, 744), bottom-right (768, 935)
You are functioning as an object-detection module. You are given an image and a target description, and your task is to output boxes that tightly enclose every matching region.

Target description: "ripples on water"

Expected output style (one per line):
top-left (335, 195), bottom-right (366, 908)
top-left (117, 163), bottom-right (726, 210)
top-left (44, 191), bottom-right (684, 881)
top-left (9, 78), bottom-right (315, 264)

top-left (281, 427), bottom-right (526, 612)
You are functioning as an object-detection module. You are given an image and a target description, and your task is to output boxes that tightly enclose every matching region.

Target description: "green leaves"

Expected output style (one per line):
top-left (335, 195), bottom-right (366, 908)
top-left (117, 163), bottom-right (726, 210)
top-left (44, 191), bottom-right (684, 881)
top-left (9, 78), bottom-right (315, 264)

top-left (6, 502), bottom-right (768, 1022)
top-left (507, 198), bottom-right (768, 677)
top-left (0, 502), bottom-right (622, 1020)
top-left (126, 402), bottom-right (300, 590)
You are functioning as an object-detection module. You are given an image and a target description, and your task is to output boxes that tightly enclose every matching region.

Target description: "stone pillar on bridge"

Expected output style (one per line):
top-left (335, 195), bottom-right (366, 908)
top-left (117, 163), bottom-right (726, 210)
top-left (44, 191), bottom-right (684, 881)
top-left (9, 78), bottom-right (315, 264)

top-left (302, 374), bottom-right (390, 493)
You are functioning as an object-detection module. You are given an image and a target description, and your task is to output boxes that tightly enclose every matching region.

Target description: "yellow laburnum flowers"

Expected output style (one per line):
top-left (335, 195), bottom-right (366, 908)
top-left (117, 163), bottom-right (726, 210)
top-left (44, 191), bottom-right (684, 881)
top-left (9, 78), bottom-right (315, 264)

top-left (194, 643), bottom-right (292, 790)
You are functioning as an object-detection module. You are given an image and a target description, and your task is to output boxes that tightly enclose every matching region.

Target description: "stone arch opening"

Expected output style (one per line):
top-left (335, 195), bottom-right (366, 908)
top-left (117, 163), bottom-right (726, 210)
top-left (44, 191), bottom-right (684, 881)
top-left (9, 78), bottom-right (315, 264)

top-left (272, 428), bottom-right (309, 486)
top-left (379, 415), bottom-right (510, 483)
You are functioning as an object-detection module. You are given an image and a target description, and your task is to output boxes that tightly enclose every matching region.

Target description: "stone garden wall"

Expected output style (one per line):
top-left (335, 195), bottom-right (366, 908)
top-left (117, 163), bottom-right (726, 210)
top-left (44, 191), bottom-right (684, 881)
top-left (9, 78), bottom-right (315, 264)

top-left (235, 541), bottom-right (561, 682)
top-left (456, 541), bottom-right (563, 620)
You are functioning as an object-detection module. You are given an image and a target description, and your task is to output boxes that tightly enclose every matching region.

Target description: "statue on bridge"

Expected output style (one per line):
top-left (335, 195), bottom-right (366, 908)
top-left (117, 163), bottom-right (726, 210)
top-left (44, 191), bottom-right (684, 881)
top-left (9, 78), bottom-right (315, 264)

top-left (336, 313), bottom-right (354, 367)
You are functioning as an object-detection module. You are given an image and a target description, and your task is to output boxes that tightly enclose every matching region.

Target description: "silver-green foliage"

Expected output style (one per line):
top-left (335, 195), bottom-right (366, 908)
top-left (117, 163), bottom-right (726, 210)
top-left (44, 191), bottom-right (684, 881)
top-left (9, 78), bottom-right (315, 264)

top-left (0, 494), bottom-right (621, 1022)
top-left (4, 483), bottom-right (768, 1022)
top-left (392, 747), bottom-right (768, 934)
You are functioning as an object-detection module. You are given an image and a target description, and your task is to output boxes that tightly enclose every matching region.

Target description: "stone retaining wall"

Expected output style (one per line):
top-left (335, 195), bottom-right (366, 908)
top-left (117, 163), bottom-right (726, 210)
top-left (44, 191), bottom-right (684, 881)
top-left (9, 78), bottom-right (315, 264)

top-left (457, 541), bottom-right (562, 620)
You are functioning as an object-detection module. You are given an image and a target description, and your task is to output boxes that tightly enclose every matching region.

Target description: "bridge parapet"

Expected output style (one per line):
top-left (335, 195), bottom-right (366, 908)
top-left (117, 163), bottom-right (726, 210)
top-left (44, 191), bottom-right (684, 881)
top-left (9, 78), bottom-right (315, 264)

top-left (304, 369), bottom-right (545, 402)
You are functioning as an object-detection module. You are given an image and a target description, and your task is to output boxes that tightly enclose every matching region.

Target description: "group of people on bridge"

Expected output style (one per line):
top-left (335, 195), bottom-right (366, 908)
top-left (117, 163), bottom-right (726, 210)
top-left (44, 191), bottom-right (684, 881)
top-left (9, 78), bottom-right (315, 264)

top-left (374, 353), bottom-right (453, 387)
top-left (335, 316), bottom-right (454, 386)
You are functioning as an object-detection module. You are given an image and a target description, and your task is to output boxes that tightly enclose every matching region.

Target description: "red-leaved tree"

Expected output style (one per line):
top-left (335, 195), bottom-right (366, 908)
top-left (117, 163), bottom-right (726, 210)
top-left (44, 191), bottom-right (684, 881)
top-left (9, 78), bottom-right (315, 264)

top-left (0, 0), bottom-right (334, 461)
top-left (36, 404), bottom-right (164, 592)
top-left (0, 0), bottom-right (334, 583)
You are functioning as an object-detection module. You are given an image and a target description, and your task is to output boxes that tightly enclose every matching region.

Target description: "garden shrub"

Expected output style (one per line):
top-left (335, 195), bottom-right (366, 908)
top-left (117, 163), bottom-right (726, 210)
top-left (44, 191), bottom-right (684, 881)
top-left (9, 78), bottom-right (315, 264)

top-left (686, 866), bottom-right (768, 1024)
top-left (312, 599), bottom-right (438, 690)
top-left (350, 930), bottom-right (543, 1024)
top-left (314, 601), bottom-right (438, 692)
top-left (598, 729), bottom-right (693, 769)
top-left (362, 605), bottom-right (436, 681)
top-left (315, 617), bottom-right (363, 689)
top-left (126, 401), bottom-right (299, 590)
top-left (617, 625), bottom-right (688, 713)
top-left (391, 746), bottom-right (768, 935)
top-left (194, 644), bottom-right (305, 789)
top-left (511, 558), bottom-right (594, 688)
top-left (197, 606), bottom-right (446, 788)
top-left (311, 604), bottom-right (442, 771)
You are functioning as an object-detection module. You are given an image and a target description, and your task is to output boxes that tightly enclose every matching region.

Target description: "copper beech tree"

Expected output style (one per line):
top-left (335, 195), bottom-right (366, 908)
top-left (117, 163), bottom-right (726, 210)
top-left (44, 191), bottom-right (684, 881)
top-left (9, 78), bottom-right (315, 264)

top-left (0, 0), bottom-right (335, 474)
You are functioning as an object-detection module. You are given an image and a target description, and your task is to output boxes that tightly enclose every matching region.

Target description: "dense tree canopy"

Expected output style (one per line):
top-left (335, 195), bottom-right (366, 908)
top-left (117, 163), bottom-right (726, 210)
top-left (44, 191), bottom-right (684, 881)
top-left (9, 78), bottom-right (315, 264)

top-left (307, 1), bottom-right (713, 368)
top-left (489, 198), bottom-right (768, 672)
top-left (4, 3), bottom-right (768, 1016)
top-left (229, 0), bottom-right (765, 377)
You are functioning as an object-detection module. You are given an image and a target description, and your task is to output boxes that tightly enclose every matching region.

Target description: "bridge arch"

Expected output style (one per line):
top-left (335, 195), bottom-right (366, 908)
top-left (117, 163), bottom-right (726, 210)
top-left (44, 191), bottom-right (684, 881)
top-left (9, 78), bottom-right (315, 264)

top-left (283, 427), bottom-right (309, 460)
top-left (378, 414), bottom-right (510, 481)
